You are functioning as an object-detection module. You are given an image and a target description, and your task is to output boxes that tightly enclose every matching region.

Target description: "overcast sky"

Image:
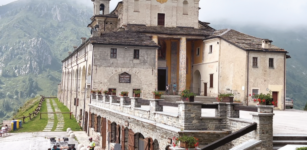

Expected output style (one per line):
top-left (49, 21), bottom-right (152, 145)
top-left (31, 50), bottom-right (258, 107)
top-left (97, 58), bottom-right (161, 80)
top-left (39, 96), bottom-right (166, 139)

top-left (1, 0), bottom-right (307, 29)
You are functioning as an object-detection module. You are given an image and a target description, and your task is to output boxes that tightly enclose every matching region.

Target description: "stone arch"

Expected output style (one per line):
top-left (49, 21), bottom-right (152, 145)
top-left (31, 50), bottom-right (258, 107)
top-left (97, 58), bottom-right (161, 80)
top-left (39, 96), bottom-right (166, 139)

top-left (100, 4), bottom-right (105, 15)
top-left (183, 0), bottom-right (188, 15)
top-left (111, 122), bottom-right (118, 143)
top-left (153, 139), bottom-right (159, 150)
top-left (193, 70), bottom-right (201, 95)
top-left (107, 72), bottom-right (142, 97)
top-left (97, 115), bottom-right (101, 132)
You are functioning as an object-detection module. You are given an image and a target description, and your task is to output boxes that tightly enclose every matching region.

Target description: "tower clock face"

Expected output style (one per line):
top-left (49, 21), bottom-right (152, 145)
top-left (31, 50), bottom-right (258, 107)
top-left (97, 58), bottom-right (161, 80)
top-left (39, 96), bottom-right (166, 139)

top-left (157, 0), bottom-right (167, 4)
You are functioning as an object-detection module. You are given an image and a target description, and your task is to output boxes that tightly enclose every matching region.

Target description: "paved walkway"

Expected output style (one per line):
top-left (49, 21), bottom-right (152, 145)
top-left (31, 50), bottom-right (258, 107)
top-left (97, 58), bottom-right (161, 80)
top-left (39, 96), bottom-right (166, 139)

top-left (0, 132), bottom-right (78, 150)
top-left (52, 99), bottom-right (64, 132)
top-left (43, 99), bottom-right (54, 132)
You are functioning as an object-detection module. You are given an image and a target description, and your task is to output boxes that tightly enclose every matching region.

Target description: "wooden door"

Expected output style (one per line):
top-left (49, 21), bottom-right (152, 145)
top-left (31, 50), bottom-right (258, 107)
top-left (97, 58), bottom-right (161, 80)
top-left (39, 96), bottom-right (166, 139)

top-left (108, 121), bottom-right (112, 143)
top-left (101, 118), bottom-right (106, 149)
top-left (272, 92), bottom-right (278, 107)
top-left (204, 83), bottom-right (207, 96)
top-left (94, 114), bottom-right (97, 131)
top-left (144, 138), bottom-right (149, 150)
top-left (84, 112), bottom-right (88, 132)
top-left (88, 112), bottom-right (91, 133)
top-left (116, 125), bottom-right (120, 143)
top-left (128, 129), bottom-right (134, 150)
top-left (121, 126), bottom-right (125, 150)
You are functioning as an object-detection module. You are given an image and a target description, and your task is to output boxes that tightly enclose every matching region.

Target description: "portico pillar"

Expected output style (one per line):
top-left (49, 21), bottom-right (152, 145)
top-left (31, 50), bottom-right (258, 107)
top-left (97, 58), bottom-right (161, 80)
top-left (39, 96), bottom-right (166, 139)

top-left (179, 37), bottom-right (187, 92)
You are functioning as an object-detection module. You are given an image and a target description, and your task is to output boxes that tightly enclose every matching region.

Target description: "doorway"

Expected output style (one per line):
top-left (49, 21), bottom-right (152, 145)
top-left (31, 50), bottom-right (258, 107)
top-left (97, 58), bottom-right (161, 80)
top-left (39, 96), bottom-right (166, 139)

top-left (204, 83), bottom-right (207, 96)
top-left (193, 70), bottom-right (201, 95)
top-left (272, 92), bottom-right (278, 107)
top-left (158, 69), bottom-right (167, 91)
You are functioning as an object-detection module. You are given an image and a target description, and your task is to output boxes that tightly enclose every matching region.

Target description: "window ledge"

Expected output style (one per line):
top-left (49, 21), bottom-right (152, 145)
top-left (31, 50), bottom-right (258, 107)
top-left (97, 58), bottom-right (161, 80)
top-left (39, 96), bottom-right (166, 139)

top-left (269, 67), bottom-right (275, 69)
top-left (252, 66), bottom-right (258, 68)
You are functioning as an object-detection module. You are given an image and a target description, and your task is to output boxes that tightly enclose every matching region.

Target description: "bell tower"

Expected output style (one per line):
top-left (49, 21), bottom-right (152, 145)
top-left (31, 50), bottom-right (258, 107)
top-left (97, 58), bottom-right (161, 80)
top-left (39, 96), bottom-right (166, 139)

top-left (92, 0), bottom-right (110, 15)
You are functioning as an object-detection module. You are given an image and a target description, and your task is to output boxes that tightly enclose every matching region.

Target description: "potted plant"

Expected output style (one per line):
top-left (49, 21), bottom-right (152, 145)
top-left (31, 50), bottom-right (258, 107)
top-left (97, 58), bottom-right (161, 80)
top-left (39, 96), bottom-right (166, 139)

top-left (217, 93), bottom-right (234, 102)
top-left (111, 90), bottom-right (116, 96)
top-left (252, 93), bottom-right (274, 105)
top-left (134, 90), bottom-right (141, 97)
top-left (175, 135), bottom-right (199, 148)
top-left (153, 91), bottom-right (162, 99)
top-left (97, 90), bottom-right (102, 95)
top-left (121, 91), bottom-right (129, 96)
top-left (103, 90), bottom-right (109, 95)
top-left (180, 90), bottom-right (196, 102)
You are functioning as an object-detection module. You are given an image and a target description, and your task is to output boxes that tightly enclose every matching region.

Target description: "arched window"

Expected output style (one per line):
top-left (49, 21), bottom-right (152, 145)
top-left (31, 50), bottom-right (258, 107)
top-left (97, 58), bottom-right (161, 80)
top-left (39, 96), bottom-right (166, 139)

top-left (134, 0), bottom-right (139, 12)
top-left (183, 0), bottom-right (188, 15)
top-left (100, 4), bottom-right (105, 15)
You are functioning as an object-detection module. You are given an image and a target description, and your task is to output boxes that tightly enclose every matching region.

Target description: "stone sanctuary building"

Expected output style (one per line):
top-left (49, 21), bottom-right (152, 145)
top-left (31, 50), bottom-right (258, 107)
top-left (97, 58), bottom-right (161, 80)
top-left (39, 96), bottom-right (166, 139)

top-left (57, 0), bottom-right (289, 150)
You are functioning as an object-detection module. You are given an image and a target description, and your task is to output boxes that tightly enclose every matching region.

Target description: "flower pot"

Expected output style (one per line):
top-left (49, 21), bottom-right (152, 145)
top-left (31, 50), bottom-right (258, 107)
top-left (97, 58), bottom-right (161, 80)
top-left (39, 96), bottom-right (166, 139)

top-left (154, 95), bottom-right (161, 99)
top-left (180, 142), bottom-right (195, 148)
top-left (222, 96), bottom-right (234, 103)
top-left (189, 96), bottom-right (195, 102)
top-left (121, 94), bottom-right (128, 96)
top-left (112, 93), bottom-right (116, 96)
top-left (181, 97), bottom-right (189, 101)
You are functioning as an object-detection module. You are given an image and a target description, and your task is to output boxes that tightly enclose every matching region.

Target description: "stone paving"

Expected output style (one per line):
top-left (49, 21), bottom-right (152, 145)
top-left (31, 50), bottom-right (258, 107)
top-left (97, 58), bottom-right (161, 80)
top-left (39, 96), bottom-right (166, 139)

top-left (52, 99), bottom-right (64, 132)
top-left (0, 132), bottom-right (78, 150)
top-left (43, 99), bottom-right (54, 132)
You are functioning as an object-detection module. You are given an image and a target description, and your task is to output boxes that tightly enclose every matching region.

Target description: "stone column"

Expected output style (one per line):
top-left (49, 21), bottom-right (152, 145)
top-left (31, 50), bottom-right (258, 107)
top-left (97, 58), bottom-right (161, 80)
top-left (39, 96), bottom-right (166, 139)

top-left (102, 94), bottom-right (106, 103)
top-left (149, 99), bottom-right (163, 121)
top-left (226, 103), bottom-right (240, 118)
top-left (177, 101), bottom-right (203, 130)
top-left (179, 37), bottom-right (187, 92)
top-left (130, 97), bottom-right (141, 110)
top-left (251, 105), bottom-right (274, 150)
top-left (214, 102), bottom-right (227, 118)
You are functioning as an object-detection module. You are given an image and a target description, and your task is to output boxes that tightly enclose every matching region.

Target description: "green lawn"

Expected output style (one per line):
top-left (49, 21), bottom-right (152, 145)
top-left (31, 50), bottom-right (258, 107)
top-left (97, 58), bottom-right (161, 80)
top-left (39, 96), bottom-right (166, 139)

top-left (49, 99), bottom-right (58, 131)
top-left (52, 98), bottom-right (82, 131)
top-left (13, 96), bottom-right (41, 122)
top-left (11, 98), bottom-right (48, 133)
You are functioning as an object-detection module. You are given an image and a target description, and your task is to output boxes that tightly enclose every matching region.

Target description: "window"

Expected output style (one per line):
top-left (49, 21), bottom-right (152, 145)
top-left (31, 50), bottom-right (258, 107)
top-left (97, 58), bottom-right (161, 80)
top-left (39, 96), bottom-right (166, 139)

top-left (157, 13), bottom-right (165, 26)
top-left (110, 48), bottom-right (117, 58)
top-left (210, 74), bottom-right (213, 88)
top-left (134, 49), bottom-right (139, 59)
top-left (134, 0), bottom-right (139, 12)
top-left (158, 40), bottom-right (166, 59)
top-left (209, 45), bottom-right (213, 53)
top-left (253, 57), bottom-right (258, 67)
top-left (252, 89), bottom-right (259, 96)
top-left (269, 58), bottom-right (274, 68)
top-left (183, 0), bottom-right (188, 15)
top-left (196, 48), bottom-right (200, 56)
top-left (100, 4), bottom-right (105, 15)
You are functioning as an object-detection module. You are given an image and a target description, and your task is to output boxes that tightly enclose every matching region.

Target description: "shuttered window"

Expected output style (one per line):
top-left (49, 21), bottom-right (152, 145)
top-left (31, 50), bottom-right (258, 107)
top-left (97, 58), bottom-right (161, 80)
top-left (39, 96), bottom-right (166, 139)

top-left (134, 49), bottom-right (139, 59)
top-left (253, 57), bottom-right (258, 67)
top-left (97, 116), bottom-right (101, 132)
top-left (110, 48), bottom-right (117, 58)
top-left (269, 58), bottom-right (274, 68)
top-left (157, 13), bottom-right (165, 26)
top-left (210, 74), bottom-right (213, 88)
top-left (91, 114), bottom-right (95, 128)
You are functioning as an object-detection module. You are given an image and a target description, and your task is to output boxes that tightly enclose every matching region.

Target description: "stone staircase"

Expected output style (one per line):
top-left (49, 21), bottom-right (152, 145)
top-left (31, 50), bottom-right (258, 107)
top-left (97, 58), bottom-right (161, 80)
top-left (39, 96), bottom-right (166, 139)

top-left (161, 95), bottom-right (217, 103)
top-left (273, 134), bottom-right (307, 150)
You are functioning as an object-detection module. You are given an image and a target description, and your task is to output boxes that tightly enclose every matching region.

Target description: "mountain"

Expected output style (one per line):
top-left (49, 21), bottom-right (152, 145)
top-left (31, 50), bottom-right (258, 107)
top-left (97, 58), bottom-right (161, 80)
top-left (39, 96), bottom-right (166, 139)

top-left (0, 0), bottom-right (91, 122)
top-left (212, 23), bottom-right (307, 109)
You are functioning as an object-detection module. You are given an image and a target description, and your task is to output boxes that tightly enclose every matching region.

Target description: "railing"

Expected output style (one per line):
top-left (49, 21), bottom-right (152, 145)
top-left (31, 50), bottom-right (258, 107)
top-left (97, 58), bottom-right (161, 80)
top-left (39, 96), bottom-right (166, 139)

top-left (136, 99), bottom-right (150, 105)
top-left (234, 105), bottom-right (257, 112)
top-left (201, 123), bottom-right (257, 150)
top-left (201, 104), bottom-right (218, 109)
top-left (158, 101), bottom-right (179, 107)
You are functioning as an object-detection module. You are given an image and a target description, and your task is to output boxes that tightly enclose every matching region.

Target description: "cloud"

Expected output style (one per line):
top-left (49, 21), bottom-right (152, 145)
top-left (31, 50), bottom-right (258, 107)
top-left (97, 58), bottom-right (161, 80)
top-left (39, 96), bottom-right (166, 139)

top-left (0, 0), bottom-right (16, 6)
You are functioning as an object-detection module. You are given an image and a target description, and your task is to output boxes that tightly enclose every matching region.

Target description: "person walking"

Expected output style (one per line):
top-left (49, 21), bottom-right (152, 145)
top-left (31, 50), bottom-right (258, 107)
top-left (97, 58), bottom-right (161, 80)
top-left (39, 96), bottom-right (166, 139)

top-left (172, 83), bottom-right (177, 95)
top-left (165, 84), bottom-right (169, 95)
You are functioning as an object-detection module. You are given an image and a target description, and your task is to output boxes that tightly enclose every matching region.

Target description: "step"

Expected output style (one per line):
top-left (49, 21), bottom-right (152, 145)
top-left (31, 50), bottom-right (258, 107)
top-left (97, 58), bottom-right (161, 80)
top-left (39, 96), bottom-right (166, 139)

top-left (273, 140), bottom-right (307, 147)
top-left (273, 135), bottom-right (307, 141)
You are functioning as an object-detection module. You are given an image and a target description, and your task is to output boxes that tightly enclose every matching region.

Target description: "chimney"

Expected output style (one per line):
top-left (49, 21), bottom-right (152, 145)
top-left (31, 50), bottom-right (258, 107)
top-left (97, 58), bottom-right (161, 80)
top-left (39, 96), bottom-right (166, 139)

top-left (73, 46), bottom-right (78, 50)
top-left (262, 39), bottom-right (273, 49)
top-left (81, 37), bottom-right (87, 44)
top-left (68, 51), bottom-right (72, 55)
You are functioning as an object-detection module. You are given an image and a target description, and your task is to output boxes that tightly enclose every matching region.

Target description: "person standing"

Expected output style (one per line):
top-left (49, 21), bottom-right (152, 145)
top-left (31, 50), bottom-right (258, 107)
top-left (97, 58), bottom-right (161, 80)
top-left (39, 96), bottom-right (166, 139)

top-left (88, 137), bottom-right (96, 150)
top-left (172, 83), bottom-right (177, 95)
top-left (165, 84), bottom-right (169, 95)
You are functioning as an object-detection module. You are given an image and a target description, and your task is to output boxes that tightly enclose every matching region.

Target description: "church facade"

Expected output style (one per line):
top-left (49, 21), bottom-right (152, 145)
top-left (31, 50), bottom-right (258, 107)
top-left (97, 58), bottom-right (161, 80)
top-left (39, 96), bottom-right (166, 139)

top-left (58, 1), bottom-right (289, 148)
